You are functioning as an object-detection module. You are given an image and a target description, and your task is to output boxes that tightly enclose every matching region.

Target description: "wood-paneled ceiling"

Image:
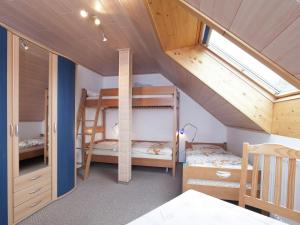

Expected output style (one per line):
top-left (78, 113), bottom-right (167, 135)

top-left (0, 0), bottom-right (299, 132)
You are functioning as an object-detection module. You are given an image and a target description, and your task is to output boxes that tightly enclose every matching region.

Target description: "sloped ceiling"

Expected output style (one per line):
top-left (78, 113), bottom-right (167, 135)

top-left (0, 0), bottom-right (299, 132)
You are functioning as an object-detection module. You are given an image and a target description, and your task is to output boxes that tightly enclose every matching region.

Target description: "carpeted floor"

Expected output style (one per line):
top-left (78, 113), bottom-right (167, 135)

top-left (18, 163), bottom-right (182, 225)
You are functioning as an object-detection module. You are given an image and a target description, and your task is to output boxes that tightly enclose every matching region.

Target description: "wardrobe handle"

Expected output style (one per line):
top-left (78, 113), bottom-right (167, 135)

top-left (14, 124), bottom-right (19, 137)
top-left (53, 123), bottom-right (57, 133)
top-left (10, 124), bottom-right (14, 137)
top-left (28, 200), bottom-right (42, 208)
top-left (31, 175), bottom-right (41, 181)
top-left (28, 188), bottom-right (42, 194)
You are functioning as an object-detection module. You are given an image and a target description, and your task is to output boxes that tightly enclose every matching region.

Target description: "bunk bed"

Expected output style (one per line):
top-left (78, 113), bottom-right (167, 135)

top-left (182, 142), bottom-right (256, 201)
top-left (77, 86), bottom-right (179, 177)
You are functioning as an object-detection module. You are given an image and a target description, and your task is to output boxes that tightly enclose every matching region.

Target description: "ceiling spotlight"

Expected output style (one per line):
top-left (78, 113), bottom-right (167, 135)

top-left (102, 33), bottom-right (108, 42)
top-left (21, 40), bottom-right (29, 50)
top-left (80, 9), bottom-right (88, 18)
top-left (94, 17), bottom-right (101, 26)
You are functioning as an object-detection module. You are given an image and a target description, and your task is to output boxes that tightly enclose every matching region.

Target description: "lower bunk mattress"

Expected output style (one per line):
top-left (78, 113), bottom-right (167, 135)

top-left (91, 141), bottom-right (173, 160)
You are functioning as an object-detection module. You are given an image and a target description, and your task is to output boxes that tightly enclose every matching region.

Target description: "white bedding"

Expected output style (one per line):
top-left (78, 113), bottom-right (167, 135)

top-left (91, 141), bottom-right (173, 160)
top-left (127, 190), bottom-right (286, 225)
top-left (19, 138), bottom-right (44, 151)
top-left (185, 144), bottom-right (252, 169)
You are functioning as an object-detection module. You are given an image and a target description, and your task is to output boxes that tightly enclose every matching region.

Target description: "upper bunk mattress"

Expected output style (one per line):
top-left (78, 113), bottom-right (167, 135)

top-left (92, 141), bottom-right (173, 160)
top-left (185, 144), bottom-right (252, 169)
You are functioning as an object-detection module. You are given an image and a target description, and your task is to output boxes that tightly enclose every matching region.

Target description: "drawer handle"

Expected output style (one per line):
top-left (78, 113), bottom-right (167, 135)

top-left (31, 175), bottom-right (42, 181)
top-left (28, 188), bottom-right (42, 194)
top-left (29, 200), bottom-right (42, 208)
top-left (216, 171), bottom-right (231, 179)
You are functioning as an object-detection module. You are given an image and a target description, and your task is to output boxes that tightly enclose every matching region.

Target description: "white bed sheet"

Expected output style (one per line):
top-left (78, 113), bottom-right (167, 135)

top-left (127, 190), bottom-right (286, 225)
top-left (19, 138), bottom-right (44, 151)
top-left (185, 147), bottom-right (252, 169)
top-left (92, 141), bottom-right (173, 160)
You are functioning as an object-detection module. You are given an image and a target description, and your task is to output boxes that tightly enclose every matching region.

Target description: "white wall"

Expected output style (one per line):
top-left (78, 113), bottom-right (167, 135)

top-left (102, 73), bottom-right (227, 161)
top-left (19, 122), bottom-right (43, 141)
top-left (227, 127), bottom-right (300, 225)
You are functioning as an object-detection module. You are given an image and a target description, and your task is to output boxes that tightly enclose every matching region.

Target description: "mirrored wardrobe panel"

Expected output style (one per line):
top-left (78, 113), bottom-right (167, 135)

top-left (18, 38), bottom-right (50, 175)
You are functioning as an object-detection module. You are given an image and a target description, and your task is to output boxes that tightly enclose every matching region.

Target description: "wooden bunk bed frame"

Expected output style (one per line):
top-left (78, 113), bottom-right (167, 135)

top-left (77, 86), bottom-right (179, 178)
top-left (183, 142), bottom-right (256, 201)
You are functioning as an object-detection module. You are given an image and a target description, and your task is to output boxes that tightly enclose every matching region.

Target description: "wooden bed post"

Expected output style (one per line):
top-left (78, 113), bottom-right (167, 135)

top-left (118, 48), bottom-right (132, 183)
top-left (172, 89), bottom-right (178, 177)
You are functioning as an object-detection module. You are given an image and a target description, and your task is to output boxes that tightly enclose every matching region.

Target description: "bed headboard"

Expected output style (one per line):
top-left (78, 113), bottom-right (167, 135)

top-left (185, 141), bottom-right (227, 151)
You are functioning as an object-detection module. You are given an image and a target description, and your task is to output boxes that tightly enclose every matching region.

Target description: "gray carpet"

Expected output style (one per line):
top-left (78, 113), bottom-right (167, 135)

top-left (18, 163), bottom-right (182, 225)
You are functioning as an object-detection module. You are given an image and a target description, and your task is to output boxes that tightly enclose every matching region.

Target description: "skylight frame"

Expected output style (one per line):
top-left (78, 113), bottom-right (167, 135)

top-left (201, 26), bottom-right (299, 97)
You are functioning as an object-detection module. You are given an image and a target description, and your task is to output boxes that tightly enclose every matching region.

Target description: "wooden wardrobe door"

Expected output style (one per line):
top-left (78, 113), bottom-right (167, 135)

top-left (0, 26), bottom-right (8, 225)
top-left (57, 56), bottom-right (75, 197)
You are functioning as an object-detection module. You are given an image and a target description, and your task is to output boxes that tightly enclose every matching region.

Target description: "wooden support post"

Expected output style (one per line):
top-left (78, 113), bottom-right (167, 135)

top-left (118, 48), bottom-right (132, 183)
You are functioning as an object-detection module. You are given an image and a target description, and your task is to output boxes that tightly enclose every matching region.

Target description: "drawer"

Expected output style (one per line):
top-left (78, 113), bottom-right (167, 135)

top-left (14, 179), bottom-right (51, 207)
top-left (14, 190), bottom-right (51, 223)
top-left (14, 167), bottom-right (51, 192)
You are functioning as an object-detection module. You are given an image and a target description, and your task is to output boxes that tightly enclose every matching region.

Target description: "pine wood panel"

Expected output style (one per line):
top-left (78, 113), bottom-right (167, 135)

top-left (145, 0), bottom-right (201, 51)
top-left (272, 98), bottom-right (300, 139)
top-left (167, 46), bottom-right (273, 132)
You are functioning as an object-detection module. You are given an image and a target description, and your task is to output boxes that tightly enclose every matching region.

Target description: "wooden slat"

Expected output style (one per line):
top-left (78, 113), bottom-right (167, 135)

top-left (287, 159), bottom-right (296, 209)
top-left (251, 154), bottom-right (259, 198)
top-left (274, 156), bottom-right (282, 206)
top-left (262, 155), bottom-right (270, 201)
top-left (239, 143), bottom-right (249, 207)
top-left (83, 126), bottom-right (104, 135)
top-left (98, 98), bottom-right (174, 108)
top-left (248, 144), bottom-right (300, 158)
top-left (244, 196), bottom-right (300, 222)
top-left (101, 86), bottom-right (176, 97)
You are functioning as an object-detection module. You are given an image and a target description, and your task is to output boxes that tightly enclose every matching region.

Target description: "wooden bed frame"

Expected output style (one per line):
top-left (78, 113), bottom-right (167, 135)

top-left (182, 141), bottom-right (256, 201)
top-left (78, 86), bottom-right (179, 177)
top-left (91, 139), bottom-right (175, 170)
top-left (19, 145), bottom-right (44, 161)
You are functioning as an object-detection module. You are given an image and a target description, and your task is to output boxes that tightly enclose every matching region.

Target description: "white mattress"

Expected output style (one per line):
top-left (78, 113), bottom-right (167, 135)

top-left (185, 145), bottom-right (252, 169)
top-left (187, 179), bottom-right (251, 189)
top-left (91, 141), bottom-right (173, 160)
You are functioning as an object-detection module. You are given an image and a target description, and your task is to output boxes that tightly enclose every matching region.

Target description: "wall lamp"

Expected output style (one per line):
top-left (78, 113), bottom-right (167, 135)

top-left (179, 123), bottom-right (198, 142)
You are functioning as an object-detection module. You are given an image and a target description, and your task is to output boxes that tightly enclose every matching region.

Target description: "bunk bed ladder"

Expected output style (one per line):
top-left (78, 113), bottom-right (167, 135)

top-left (76, 88), bottom-right (87, 137)
top-left (83, 91), bottom-right (103, 180)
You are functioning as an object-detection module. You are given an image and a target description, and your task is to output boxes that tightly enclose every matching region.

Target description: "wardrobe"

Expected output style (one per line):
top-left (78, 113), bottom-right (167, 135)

top-left (0, 25), bottom-right (76, 225)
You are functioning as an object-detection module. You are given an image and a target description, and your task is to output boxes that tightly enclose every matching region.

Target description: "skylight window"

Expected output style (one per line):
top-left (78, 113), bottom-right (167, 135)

top-left (205, 29), bottom-right (298, 96)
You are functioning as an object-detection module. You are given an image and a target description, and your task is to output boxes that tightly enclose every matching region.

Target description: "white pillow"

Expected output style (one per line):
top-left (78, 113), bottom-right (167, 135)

top-left (87, 90), bottom-right (99, 97)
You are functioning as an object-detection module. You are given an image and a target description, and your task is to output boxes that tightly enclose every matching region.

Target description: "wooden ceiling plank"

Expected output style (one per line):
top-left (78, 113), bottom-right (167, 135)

top-left (230, 0), bottom-right (300, 51)
top-left (263, 17), bottom-right (300, 75)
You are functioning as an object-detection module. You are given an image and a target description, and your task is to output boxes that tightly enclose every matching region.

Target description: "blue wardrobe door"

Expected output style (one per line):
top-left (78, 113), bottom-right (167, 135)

top-left (57, 56), bottom-right (75, 197)
top-left (0, 26), bottom-right (8, 225)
